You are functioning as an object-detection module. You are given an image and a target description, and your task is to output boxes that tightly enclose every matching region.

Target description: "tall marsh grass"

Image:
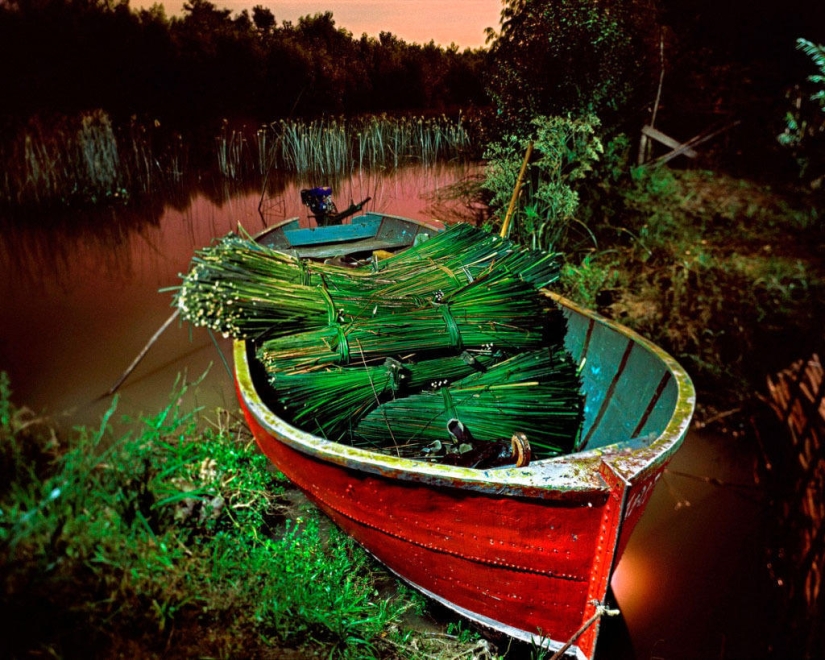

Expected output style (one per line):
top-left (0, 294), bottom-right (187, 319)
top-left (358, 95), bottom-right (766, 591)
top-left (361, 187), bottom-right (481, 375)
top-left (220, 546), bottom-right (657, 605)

top-left (298, 114), bottom-right (470, 173)
top-left (218, 114), bottom-right (473, 180)
top-left (0, 111), bottom-right (190, 208)
top-left (0, 110), bottom-right (125, 207)
top-left (0, 111), bottom-right (472, 209)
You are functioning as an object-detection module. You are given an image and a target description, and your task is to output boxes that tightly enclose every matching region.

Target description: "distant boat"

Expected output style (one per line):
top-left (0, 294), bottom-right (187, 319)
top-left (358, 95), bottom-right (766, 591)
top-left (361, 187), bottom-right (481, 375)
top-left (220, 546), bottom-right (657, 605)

top-left (233, 211), bottom-right (695, 660)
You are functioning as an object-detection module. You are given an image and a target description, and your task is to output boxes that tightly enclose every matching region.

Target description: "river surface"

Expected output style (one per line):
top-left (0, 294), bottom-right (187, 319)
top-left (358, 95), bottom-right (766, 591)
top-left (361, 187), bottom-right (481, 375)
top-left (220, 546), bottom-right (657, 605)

top-left (0, 163), bottom-right (775, 659)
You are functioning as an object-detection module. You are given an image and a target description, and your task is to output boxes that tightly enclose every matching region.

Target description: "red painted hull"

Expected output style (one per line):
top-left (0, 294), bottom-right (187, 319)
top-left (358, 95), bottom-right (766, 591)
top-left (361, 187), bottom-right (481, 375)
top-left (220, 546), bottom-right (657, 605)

top-left (233, 295), bottom-right (695, 659)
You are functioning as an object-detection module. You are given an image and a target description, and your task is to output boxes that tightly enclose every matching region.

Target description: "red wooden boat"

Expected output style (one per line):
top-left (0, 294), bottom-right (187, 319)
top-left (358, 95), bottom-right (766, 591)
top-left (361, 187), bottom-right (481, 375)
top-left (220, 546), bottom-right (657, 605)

top-left (233, 213), bottom-right (695, 659)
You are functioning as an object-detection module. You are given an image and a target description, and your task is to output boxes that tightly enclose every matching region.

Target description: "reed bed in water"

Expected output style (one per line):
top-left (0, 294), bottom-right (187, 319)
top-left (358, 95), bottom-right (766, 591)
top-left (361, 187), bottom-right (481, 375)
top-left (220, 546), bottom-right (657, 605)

top-left (262, 114), bottom-right (472, 177)
top-left (0, 112), bottom-right (471, 208)
top-left (0, 111), bottom-right (190, 207)
top-left (214, 114), bottom-right (471, 181)
top-left (0, 110), bottom-right (124, 207)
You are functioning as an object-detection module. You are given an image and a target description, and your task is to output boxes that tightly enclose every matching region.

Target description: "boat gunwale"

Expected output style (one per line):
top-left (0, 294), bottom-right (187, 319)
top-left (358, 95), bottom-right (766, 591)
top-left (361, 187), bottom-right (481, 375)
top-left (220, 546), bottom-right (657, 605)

top-left (233, 288), bottom-right (695, 498)
top-left (256, 212), bottom-right (445, 243)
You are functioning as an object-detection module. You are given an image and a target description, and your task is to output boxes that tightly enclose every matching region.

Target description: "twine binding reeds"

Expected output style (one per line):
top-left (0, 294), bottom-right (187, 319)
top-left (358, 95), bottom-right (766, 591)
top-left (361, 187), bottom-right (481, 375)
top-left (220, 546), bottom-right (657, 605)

top-left (352, 348), bottom-right (583, 460)
top-left (256, 270), bottom-right (554, 373)
top-left (272, 351), bottom-right (500, 442)
top-left (174, 222), bottom-right (584, 461)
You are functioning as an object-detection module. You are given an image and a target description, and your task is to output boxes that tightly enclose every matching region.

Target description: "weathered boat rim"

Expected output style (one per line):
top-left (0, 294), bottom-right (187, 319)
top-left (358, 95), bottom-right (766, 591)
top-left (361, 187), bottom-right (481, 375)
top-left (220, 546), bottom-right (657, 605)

top-left (233, 289), bottom-right (695, 496)
top-left (256, 212), bottom-right (445, 240)
top-left (548, 291), bottom-right (696, 483)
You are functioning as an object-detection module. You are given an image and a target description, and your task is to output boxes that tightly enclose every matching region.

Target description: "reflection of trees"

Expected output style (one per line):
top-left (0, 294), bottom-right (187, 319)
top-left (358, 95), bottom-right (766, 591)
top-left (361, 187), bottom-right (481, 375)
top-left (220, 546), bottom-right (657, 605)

top-left (0, 200), bottom-right (163, 286)
top-left (0, 0), bottom-right (488, 124)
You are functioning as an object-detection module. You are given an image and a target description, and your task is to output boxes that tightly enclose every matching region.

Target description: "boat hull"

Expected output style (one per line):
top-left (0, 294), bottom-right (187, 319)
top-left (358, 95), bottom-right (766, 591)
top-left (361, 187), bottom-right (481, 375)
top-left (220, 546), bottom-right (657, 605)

top-left (234, 291), bottom-right (695, 659)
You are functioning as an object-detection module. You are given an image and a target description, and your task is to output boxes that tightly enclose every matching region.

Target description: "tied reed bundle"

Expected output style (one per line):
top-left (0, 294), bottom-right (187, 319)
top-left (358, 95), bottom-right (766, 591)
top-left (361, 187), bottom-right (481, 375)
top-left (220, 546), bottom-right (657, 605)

top-left (173, 219), bottom-right (585, 461)
top-left (175, 231), bottom-right (488, 339)
top-left (372, 222), bottom-right (563, 294)
top-left (273, 351), bottom-right (501, 442)
top-left (256, 271), bottom-right (556, 373)
top-left (174, 233), bottom-right (385, 339)
top-left (353, 348), bottom-right (583, 460)
top-left (174, 223), bottom-right (564, 340)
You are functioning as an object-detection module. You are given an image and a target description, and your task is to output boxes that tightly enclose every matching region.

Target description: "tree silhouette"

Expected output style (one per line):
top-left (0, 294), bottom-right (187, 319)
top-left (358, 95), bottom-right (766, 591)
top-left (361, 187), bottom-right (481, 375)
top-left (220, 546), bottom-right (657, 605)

top-left (485, 0), bottom-right (658, 133)
top-left (0, 0), bottom-right (488, 124)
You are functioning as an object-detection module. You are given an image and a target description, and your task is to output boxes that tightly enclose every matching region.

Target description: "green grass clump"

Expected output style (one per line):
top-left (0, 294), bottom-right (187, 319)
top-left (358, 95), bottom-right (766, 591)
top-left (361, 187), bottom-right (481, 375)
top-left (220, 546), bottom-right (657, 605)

top-left (558, 166), bottom-right (825, 414)
top-left (0, 372), bottom-right (436, 659)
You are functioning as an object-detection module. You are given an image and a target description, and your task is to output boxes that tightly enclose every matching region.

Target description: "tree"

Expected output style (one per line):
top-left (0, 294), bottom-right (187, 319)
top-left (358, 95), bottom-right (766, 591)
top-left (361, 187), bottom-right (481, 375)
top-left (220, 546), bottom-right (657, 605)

top-left (252, 5), bottom-right (275, 35)
top-left (485, 0), bottom-right (659, 133)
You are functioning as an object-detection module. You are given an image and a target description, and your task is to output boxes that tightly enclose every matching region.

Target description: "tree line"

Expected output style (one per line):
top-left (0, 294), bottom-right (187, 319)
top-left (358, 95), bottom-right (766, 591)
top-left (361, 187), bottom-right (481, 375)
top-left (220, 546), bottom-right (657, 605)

top-left (0, 0), bottom-right (488, 126)
top-left (1, 0), bottom-right (823, 175)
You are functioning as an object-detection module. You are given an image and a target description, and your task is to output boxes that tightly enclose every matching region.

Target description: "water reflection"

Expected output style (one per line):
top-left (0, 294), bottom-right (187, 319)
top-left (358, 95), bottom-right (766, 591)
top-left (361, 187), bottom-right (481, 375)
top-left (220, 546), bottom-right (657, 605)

top-left (608, 429), bottom-right (772, 660)
top-left (0, 163), bottom-right (484, 427)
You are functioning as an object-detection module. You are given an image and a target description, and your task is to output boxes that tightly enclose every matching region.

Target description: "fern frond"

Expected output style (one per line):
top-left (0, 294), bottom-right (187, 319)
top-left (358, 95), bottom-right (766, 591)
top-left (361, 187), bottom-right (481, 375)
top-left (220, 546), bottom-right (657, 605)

top-left (797, 38), bottom-right (825, 73)
top-left (797, 39), bottom-right (825, 110)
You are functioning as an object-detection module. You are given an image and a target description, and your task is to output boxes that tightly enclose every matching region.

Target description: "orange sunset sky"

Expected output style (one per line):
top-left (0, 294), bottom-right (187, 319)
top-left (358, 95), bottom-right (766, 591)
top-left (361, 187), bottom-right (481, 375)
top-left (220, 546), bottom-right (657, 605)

top-left (129, 0), bottom-right (503, 49)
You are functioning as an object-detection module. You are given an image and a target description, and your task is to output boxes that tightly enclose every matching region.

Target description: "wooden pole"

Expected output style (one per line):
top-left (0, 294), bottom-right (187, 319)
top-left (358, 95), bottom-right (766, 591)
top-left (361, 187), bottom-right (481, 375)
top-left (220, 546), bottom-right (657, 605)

top-left (100, 308), bottom-right (180, 399)
top-left (639, 31), bottom-right (665, 165)
top-left (500, 141), bottom-right (533, 239)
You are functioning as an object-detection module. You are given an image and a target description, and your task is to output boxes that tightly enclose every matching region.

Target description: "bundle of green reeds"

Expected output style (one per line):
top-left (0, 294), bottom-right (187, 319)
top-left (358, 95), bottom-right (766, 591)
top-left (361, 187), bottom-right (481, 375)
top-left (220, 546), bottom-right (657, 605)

top-left (352, 348), bottom-right (583, 460)
top-left (371, 222), bottom-right (562, 293)
top-left (273, 351), bottom-right (501, 442)
top-left (256, 270), bottom-right (556, 373)
top-left (174, 232), bottom-right (418, 338)
top-left (174, 224), bottom-right (562, 339)
top-left (174, 221), bottom-right (585, 461)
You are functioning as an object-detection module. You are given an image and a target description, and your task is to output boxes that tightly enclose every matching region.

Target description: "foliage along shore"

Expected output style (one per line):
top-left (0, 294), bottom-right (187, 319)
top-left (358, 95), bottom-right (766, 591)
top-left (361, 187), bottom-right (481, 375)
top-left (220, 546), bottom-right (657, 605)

top-left (0, 372), bottom-right (502, 659)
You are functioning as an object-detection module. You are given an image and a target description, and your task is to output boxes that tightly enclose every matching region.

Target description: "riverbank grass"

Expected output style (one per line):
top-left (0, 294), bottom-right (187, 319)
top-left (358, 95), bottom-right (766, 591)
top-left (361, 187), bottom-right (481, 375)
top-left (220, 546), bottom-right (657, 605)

top-left (0, 372), bottom-right (458, 659)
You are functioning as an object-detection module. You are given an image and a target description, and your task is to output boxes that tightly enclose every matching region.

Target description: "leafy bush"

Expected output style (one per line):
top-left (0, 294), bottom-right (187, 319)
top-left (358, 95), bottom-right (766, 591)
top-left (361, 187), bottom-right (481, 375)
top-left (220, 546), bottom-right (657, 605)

top-left (778, 38), bottom-right (825, 183)
top-left (482, 114), bottom-right (603, 250)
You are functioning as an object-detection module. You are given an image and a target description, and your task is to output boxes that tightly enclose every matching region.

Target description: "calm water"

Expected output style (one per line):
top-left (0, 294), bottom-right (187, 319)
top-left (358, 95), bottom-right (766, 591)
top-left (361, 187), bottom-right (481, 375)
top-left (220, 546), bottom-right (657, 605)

top-left (0, 164), bottom-right (483, 426)
top-left (0, 163), bottom-right (774, 659)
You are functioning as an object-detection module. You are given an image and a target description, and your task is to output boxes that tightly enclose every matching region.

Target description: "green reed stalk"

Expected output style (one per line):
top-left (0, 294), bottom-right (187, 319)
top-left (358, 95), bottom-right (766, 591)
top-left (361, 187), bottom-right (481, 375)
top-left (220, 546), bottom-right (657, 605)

top-left (255, 271), bottom-right (556, 373)
top-left (353, 348), bottom-right (583, 459)
top-left (272, 351), bottom-right (502, 442)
